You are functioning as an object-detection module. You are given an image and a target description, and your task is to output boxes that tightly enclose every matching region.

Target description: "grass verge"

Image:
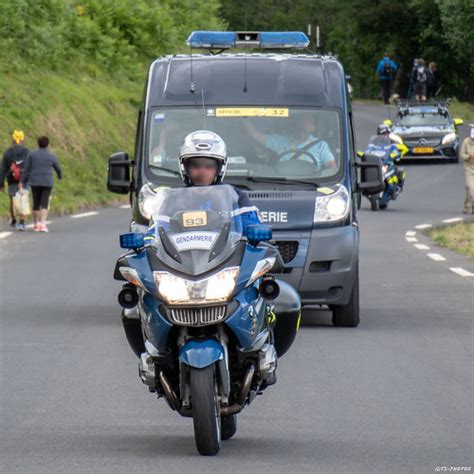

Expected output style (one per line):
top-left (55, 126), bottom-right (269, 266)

top-left (427, 222), bottom-right (474, 258)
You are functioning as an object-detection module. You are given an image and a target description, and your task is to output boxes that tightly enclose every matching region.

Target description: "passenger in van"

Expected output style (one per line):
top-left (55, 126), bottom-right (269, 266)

top-left (244, 114), bottom-right (337, 175)
top-left (149, 121), bottom-right (182, 167)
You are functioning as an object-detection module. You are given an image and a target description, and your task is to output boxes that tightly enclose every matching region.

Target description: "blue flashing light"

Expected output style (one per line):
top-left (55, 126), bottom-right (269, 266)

top-left (246, 224), bottom-right (272, 243)
top-left (120, 232), bottom-right (145, 250)
top-left (187, 31), bottom-right (309, 50)
top-left (259, 32), bottom-right (309, 49)
top-left (187, 31), bottom-right (236, 49)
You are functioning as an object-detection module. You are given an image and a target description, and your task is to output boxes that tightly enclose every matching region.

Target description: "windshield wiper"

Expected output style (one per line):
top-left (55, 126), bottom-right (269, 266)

top-left (244, 176), bottom-right (319, 187)
top-left (148, 164), bottom-right (181, 176)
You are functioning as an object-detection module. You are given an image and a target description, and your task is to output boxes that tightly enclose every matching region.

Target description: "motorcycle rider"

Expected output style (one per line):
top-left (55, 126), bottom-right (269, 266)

top-left (145, 130), bottom-right (260, 240)
top-left (370, 123), bottom-right (405, 190)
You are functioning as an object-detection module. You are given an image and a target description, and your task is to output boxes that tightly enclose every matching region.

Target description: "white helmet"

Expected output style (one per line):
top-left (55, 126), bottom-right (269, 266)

top-left (179, 130), bottom-right (227, 185)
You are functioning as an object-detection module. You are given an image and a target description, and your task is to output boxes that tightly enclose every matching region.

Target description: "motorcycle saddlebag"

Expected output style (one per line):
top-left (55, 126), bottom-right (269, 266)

top-left (272, 280), bottom-right (301, 358)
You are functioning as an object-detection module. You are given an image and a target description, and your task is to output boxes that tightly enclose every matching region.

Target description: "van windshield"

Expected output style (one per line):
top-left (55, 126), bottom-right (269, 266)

top-left (146, 107), bottom-right (342, 182)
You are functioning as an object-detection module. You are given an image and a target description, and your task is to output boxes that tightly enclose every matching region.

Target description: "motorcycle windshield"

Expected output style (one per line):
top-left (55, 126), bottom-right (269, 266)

top-left (149, 185), bottom-right (243, 276)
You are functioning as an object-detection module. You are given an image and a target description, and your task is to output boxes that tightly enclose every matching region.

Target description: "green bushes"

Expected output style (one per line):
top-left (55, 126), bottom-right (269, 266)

top-left (0, 0), bottom-right (224, 216)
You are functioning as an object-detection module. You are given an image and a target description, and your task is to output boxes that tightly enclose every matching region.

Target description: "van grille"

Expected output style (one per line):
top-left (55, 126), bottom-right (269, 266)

top-left (169, 306), bottom-right (227, 326)
top-left (275, 241), bottom-right (299, 263)
top-left (248, 191), bottom-right (293, 199)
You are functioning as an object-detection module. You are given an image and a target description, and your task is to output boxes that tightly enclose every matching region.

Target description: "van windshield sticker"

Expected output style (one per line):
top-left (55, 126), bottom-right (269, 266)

top-left (214, 108), bottom-right (289, 118)
top-left (154, 113), bottom-right (165, 123)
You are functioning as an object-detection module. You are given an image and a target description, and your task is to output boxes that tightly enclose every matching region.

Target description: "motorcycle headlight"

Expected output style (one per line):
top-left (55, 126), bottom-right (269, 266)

top-left (247, 257), bottom-right (276, 286)
top-left (442, 132), bottom-right (456, 145)
top-left (314, 185), bottom-right (350, 223)
top-left (154, 267), bottom-right (240, 305)
top-left (382, 164), bottom-right (389, 174)
top-left (389, 133), bottom-right (403, 144)
top-left (119, 266), bottom-right (146, 290)
top-left (138, 184), bottom-right (156, 220)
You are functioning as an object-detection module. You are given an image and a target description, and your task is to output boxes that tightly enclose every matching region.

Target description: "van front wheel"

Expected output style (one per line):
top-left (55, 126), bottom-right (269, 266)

top-left (330, 266), bottom-right (360, 327)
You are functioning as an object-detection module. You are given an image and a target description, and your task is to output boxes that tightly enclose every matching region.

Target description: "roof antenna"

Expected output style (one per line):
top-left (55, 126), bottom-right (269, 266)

top-left (188, 0), bottom-right (195, 93)
top-left (201, 89), bottom-right (207, 129)
top-left (243, 53), bottom-right (248, 93)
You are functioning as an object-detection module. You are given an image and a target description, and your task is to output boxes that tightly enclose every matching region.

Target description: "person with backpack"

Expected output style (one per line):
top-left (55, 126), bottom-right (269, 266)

top-left (20, 136), bottom-right (62, 233)
top-left (376, 52), bottom-right (398, 105)
top-left (0, 130), bottom-right (30, 230)
top-left (412, 58), bottom-right (430, 102)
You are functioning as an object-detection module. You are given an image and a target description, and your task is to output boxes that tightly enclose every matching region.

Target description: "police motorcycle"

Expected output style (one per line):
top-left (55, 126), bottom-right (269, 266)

top-left (114, 184), bottom-right (301, 456)
top-left (362, 124), bottom-right (408, 211)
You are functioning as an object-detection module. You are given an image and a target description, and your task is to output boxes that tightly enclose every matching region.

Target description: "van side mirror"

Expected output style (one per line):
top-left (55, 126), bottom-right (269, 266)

top-left (107, 152), bottom-right (131, 194)
top-left (355, 154), bottom-right (384, 195)
top-left (453, 118), bottom-right (464, 127)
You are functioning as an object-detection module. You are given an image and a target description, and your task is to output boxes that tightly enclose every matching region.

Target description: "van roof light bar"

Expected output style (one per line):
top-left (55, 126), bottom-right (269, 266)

top-left (187, 31), bottom-right (310, 50)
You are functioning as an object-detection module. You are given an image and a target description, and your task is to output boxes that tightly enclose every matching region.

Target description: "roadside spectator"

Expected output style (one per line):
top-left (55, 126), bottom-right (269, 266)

top-left (0, 130), bottom-right (30, 230)
top-left (407, 58), bottom-right (419, 99)
top-left (412, 58), bottom-right (429, 102)
top-left (21, 136), bottom-right (62, 233)
top-left (427, 62), bottom-right (441, 99)
top-left (460, 126), bottom-right (474, 214)
top-left (376, 52), bottom-right (398, 105)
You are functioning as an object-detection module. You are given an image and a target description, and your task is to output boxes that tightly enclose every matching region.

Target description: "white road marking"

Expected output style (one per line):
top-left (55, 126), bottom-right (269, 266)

top-left (406, 237), bottom-right (418, 242)
top-left (427, 253), bottom-right (446, 262)
top-left (414, 244), bottom-right (430, 250)
top-left (406, 231), bottom-right (417, 237)
top-left (442, 217), bottom-right (463, 224)
top-left (0, 232), bottom-right (12, 239)
top-left (70, 211), bottom-right (99, 219)
top-left (120, 204), bottom-right (131, 209)
top-left (449, 267), bottom-right (474, 277)
top-left (415, 224), bottom-right (432, 229)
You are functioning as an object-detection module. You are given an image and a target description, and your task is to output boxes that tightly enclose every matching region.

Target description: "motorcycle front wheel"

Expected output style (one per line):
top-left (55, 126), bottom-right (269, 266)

top-left (190, 365), bottom-right (221, 455)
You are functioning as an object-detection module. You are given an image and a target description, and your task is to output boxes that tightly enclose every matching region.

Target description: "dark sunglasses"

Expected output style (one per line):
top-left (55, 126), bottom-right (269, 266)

top-left (188, 159), bottom-right (218, 170)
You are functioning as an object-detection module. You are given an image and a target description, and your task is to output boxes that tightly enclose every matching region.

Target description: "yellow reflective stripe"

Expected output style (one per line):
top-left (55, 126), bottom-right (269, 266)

top-left (296, 311), bottom-right (302, 332)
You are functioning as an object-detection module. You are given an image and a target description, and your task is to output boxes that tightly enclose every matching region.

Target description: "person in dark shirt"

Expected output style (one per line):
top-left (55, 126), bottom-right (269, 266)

top-left (21, 136), bottom-right (62, 233)
top-left (0, 130), bottom-right (30, 230)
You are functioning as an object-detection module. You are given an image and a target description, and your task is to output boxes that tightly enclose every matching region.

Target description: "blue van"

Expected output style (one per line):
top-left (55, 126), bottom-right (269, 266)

top-left (108, 31), bottom-right (383, 327)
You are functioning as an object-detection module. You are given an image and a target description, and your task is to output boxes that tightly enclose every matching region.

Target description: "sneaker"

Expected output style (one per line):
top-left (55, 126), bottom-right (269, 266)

top-left (33, 223), bottom-right (41, 232)
top-left (16, 222), bottom-right (26, 231)
top-left (9, 219), bottom-right (17, 228)
top-left (39, 224), bottom-right (49, 233)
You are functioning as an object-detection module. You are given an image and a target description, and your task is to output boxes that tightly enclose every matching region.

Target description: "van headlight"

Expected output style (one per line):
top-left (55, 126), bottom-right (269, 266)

top-left (154, 267), bottom-right (240, 305)
top-left (389, 133), bottom-right (403, 144)
top-left (442, 132), bottom-right (456, 145)
top-left (138, 184), bottom-right (156, 220)
top-left (314, 185), bottom-right (350, 223)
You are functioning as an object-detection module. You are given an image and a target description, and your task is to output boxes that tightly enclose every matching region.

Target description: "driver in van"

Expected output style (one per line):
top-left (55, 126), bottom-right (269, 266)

top-left (144, 130), bottom-right (261, 242)
top-left (244, 113), bottom-right (337, 174)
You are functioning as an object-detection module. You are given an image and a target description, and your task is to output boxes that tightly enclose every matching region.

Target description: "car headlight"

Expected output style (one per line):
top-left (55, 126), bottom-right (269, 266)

top-left (154, 267), bottom-right (240, 305)
top-left (314, 185), bottom-right (350, 223)
top-left (138, 184), bottom-right (156, 220)
top-left (389, 133), bottom-right (403, 144)
top-left (119, 266), bottom-right (146, 290)
top-left (247, 257), bottom-right (276, 286)
top-left (442, 132), bottom-right (456, 145)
